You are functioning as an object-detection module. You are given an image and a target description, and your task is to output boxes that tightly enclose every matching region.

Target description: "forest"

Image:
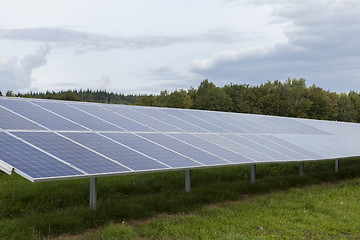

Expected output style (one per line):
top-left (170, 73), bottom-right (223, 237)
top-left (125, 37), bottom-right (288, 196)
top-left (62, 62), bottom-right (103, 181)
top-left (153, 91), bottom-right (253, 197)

top-left (2, 78), bottom-right (360, 123)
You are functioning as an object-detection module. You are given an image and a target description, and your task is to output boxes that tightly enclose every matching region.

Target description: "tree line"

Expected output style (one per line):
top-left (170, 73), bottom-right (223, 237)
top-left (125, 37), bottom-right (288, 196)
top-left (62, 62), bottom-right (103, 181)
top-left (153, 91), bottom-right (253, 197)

top-left (2, 89), bottom-right (143, 105)
top-left (136, 78), bottom-right (360, 123)
top-left (2, 78), bottom-right (360, 123)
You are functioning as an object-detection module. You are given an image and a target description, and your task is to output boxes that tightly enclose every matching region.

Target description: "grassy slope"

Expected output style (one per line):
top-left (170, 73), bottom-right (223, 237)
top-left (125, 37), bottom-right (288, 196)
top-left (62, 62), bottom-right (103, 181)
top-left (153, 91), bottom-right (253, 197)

top-left (93, 180), bottom-right (360, 240)
top-left (1, 158), bottom-right (360, 239)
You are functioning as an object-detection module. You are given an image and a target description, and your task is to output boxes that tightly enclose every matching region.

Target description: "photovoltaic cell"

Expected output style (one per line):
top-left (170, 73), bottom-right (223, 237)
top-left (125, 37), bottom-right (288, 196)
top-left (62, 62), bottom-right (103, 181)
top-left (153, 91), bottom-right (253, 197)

top-left (138, 133), bottom-right (228, 166)
top-left (261, 135), bottom-right (324, 160)
top-left (219, 134), bottom-right (293, 161)
top-left (103, 133), bottom-right (202, 168)
top-left (72, 103), bottom-right (154, 132)
top-left (195, 134), bottom-right (274, 162)
top-left (129, 107), bottom-right (207, 132)
top-left (168, 133), bottom-right (255, 164)
top-left (276, 135), bottom-right (336, 159)
top-left (0, 99), bottom-right (85, 131)
top-left (0, 132), bottom-right (84, 180)
top-left (13, 132), bottom-right (131, 175)
top-left (104, 105), bottom-right (182, 132)
top-left (158, 108), bottom-right (228, 133)
top-left (185, 110), bottom-right (248, 133)
top-left (230, 114), bottom-right (282, 134)
top-left (0, 107), bottom-right (45, 130)
top-left (275, 116), bottom-right (329, 135)
top-left (210, 112), bottom-right (263, 133)
top-left (35, 101), bottom-right (122, 131)
top-left (61, 132), bottom-right (170, 171)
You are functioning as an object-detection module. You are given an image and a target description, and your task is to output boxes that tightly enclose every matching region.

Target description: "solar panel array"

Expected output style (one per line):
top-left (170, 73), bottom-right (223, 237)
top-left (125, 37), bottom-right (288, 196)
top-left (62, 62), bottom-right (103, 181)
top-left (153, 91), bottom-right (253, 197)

top-left (1, 96), bottom-right (360, 182)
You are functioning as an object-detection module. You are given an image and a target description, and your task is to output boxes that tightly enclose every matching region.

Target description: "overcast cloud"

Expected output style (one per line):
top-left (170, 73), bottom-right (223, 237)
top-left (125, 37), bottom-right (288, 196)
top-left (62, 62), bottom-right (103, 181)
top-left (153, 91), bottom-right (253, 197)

top-left (191, 0), bottom-right (360, 92)
top-left (0, 27), bottom-right (244, 54)
top-left (0, 0), bottom-right (358, 94)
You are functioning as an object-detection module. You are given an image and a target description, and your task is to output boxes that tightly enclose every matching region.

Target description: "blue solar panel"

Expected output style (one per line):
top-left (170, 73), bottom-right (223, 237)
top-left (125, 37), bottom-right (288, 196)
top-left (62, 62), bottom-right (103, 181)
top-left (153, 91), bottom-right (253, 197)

top-left (138, 133), bottom-right (229, 166)
top-left (168, 133), bottom-right (254, 164)
top-left (245, 115), bottom-right (295, 134)
top-left (184, 111), bottom-right (248, 133)
top-left (158, 108), bottom-right (229, 133)
top-left (0, 132), bottom-right (84, 180)
top-left (242, 134), bottom-right (312, 160)
top-left (272, 116), bottom-right (329, 135)
top-left (0, 99), bottom-right (85, 131)
top-left (129, 107), bottom-right (207, 132)
top-left (72, 103), bottom-right (154, 132)
top-left (194, 134), bottom-right (274, 162)
top-left (61, 132), bottom-right (170, 171)
top-left (0, 107), bottom-right (45, 130)
top-left (209, 112), bottom-right (263, 133)
top-left (276, 135), bottom-right (334, 159)
top-left (229, 114), bottom-right (281, 134)
top-left (13, 132), bottom-right (131, 175)
top-left (103, 133), bottom-right (202, 168)
top-left (1, 97), bottom-right (360, 183)
top-left (104, 105), bottom-right (182, 132)
top-left (261, 135), bottom-right (323, 160)
top-left (35, 101), bottom-right (122, 131)
top-left (220, 134), bottom-right (295, 161)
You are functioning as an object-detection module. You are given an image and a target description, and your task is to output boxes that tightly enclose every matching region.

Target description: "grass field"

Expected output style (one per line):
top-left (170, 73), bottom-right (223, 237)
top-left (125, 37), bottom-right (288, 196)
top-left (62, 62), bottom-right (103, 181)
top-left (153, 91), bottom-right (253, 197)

top-left (1, 158), bottom-right (360, 239)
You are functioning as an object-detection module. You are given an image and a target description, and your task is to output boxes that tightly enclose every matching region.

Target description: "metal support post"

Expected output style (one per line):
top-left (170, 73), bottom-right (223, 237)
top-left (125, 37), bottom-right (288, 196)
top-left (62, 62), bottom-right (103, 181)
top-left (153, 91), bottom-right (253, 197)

top-left (90, 177), bottom-right (97, 210)
top-left (251, 164), bottom-right (256, 183)
top-left (185, 170), bottom-right (191, 193)
top-left (335, 159), bottom-right (339, 173)
top-left (299, 162), bottom-right (304, 176)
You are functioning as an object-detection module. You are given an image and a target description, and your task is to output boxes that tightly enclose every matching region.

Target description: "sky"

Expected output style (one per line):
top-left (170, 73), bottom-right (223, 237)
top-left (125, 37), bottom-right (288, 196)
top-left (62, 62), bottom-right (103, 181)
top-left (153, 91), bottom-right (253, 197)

top-left (0, 0), bottom-right (359, 95)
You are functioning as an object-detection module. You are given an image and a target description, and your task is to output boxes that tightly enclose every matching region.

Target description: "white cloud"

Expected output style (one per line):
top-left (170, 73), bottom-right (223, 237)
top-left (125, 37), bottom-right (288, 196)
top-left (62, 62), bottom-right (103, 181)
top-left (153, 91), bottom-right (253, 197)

top-left (90, 74), bottom-right (111, 89)
top-left (0, 45), bottom-right (51, 93)
top-left (191, 0), bottom-right (360, 92)
top-left (0, 27), bottom-right (245, 54)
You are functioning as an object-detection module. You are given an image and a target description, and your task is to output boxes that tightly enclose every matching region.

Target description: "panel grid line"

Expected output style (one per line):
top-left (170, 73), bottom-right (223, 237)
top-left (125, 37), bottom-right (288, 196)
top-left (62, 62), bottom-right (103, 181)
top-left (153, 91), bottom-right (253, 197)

top-left (188, 133), bottom-right (257, 163)
top-left (66, 103), bottom-right (129, 132)
top-left (163, 133), bottom-right (235, 165)
top-left (5, 131), bottom-right (89, 175)
top-left (57, 132), bottom-right (136, 172)
top-left (211, 133), bottom-right (278, 162)
top-left (95, 132), bottom-right (174, 169)
top-left (131, 133), bottom-right (206, 167)
top-left (154, 108), bottom-right (210, 133)
top-left (100, 105), bottom-right (160, 132)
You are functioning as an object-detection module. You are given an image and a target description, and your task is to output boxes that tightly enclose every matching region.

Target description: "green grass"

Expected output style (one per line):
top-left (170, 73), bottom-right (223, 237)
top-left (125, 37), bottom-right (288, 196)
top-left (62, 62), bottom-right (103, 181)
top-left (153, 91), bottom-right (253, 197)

top-left (93, 180), bottom-right (360, 240)
top-left (1, 158), bottom-right (360, 239)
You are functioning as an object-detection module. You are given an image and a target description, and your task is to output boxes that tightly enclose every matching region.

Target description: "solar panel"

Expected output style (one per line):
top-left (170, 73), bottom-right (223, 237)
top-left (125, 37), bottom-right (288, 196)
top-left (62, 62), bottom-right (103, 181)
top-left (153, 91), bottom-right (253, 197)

top-left (138, 133), bottom-right (230, 166)
top-left (61, 132), bottom-right (170, 171)
top-left (0, 98), bottom-right (86, 131)
top-left (0, 132), bottom-right (85, 181)
top-left (13, 132), bottom-right (132, 175)
top-left (34, 101), bottom-right (123, 131)
top-left (126, 106), bottom-right (207, 132)
top-left (194, 133), bottom-right (274, 162)
top-left (158, 108), bottom-right (229, 133)
top-left (0, 107), bottom-right (45, 130)
top-left (104, 105), bottom-right (183, 132)
top-left (220, 134), bottom-right (295, 161)
top-left (168, 133), bottom-right (254, 164)
top-left (1, 96), bottom-right (360, 184)
top-left (71, 103), bottom-right (154, 132)
top-left (103, 133), bottom-right (202, 168)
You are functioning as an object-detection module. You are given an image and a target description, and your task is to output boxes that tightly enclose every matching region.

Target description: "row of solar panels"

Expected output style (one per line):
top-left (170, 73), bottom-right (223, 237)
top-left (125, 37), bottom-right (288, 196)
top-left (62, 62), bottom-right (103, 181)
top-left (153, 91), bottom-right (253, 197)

top-left (2, 130), bottom-right (360, 182)
top-left (2, 97), bottom-right (359, 135)
top-left (1, 97), bottom-right (360, 182)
